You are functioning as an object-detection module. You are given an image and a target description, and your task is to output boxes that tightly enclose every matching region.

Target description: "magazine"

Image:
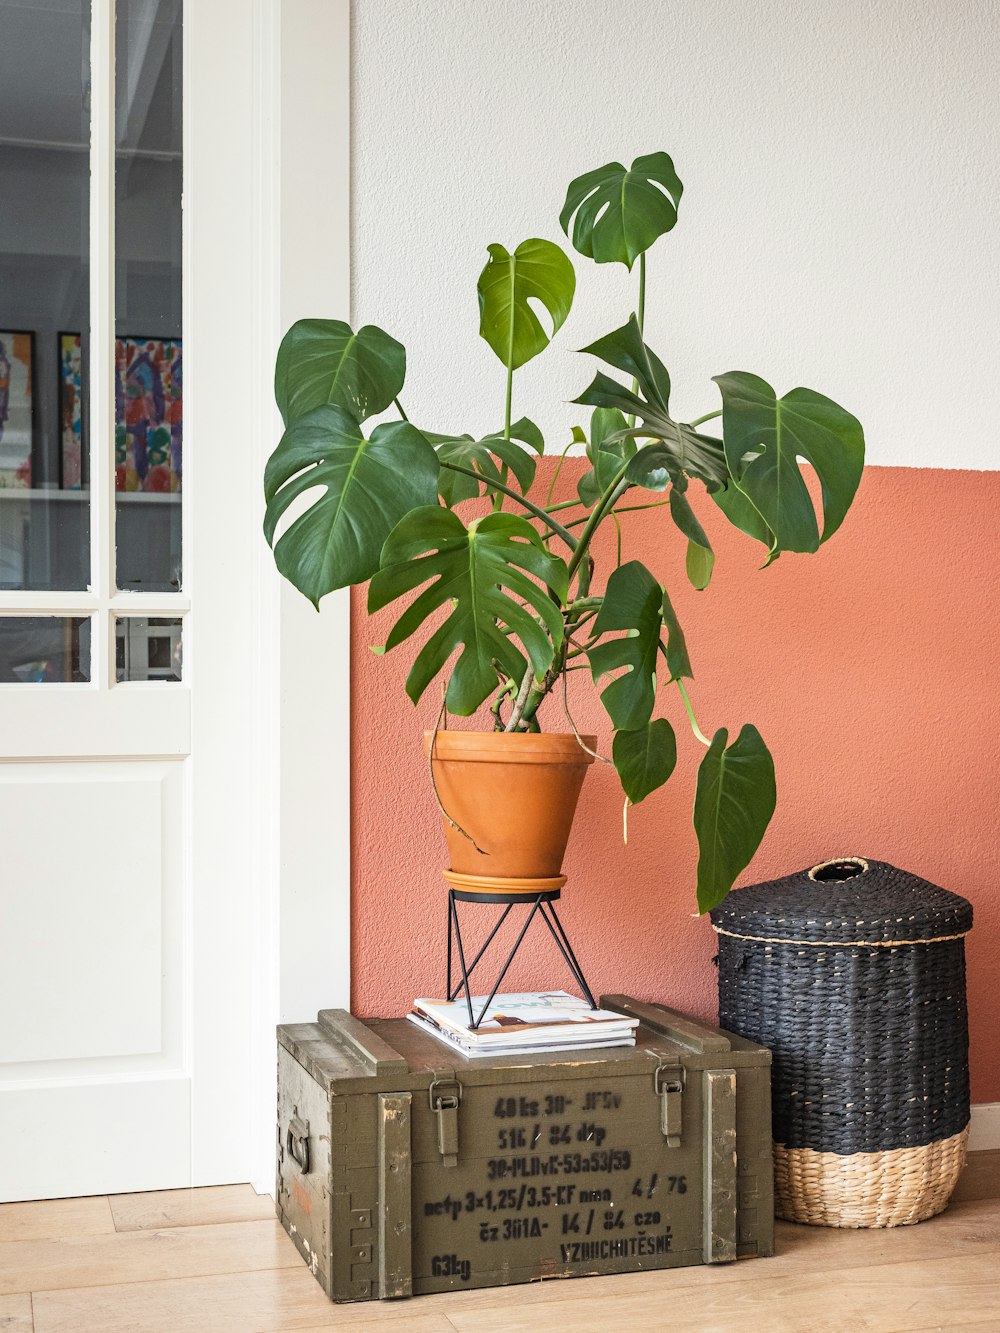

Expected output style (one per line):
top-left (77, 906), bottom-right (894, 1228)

top-left (408, 991), bottom-right (638, 1053)
top-left (407, 1011), bottom-right (636, 1058)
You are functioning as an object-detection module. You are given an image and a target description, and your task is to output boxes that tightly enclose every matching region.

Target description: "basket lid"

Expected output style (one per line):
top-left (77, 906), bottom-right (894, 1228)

top-left (709, 857), bottom-right (973, 945)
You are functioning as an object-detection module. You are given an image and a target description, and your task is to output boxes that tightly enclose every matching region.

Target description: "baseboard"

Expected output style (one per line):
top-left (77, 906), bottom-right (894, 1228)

top-left (970, 1103), bottom-right (1000, 1151)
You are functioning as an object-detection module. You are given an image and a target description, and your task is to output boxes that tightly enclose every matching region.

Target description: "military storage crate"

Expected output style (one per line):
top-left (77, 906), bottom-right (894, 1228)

top-left (276, 995), bottom-right (773, 1302)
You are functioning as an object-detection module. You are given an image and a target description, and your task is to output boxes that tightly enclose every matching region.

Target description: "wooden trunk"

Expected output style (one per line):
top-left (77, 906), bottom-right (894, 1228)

top-left (275, 995), bottom-right (774, 1302)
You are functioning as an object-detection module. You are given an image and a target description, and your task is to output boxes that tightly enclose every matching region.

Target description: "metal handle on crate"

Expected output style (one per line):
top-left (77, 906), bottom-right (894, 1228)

top-left (286, 1112), bottom-right (311, 1174)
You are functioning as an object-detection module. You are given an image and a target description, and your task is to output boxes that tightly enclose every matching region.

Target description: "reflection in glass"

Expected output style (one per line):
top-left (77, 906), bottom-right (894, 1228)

top-left (0, 617), bottom-right (90, 682)
top-left (115, 616), bottom-right (181, 681)
top-left (115, 0), bottom-right (183, 593)
top-left (0, 0), bottom-right (91, 589)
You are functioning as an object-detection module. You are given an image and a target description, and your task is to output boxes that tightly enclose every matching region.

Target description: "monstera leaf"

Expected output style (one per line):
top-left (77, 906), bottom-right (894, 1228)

top-left (613, 718), bottom-right (677, 804)
top-left (588, 560), bottom-right (664, 730)
top-left (659, 587), bottom-right (692, 681)
top-left (560, 152), bottom-right (684, 270)
top-left (263, 406), bottom-right (440, 607)
top-left (430, 418), bottom-right (542, 507)
top-left (368, 509), bottom-right (569, 715)
top-left (477, 239), bottom-right (576, 371)
top-left (693, 724), bottom-right (776, 913)
top-left (713, 372), bottom-right (865, 557)
top-left (274, 319), bottom-right (405, 427)
top-left (669, 488), bottom-right (714, 590)
top-left (575, 318), bottom-right (728, 492)
top-left (577, 408), bottom-right (634, 505)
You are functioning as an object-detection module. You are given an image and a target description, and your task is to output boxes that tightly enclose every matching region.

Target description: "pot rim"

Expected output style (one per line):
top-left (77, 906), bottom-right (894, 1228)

top-left (424, 729), bottom-right (597, 765)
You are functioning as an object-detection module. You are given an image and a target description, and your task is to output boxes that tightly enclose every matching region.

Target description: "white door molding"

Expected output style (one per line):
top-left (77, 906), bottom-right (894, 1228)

top-left (247, 0), bottom-right (352, 1193)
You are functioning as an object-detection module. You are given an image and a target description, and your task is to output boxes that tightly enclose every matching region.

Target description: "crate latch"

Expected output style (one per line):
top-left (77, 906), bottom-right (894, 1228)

top-left (654, 1064), bottom-right (684, 1147)
top-left (429, 1077), bottom-right (462, 1167)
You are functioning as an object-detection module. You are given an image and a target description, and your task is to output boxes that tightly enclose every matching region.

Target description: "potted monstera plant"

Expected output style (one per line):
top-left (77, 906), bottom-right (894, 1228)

top-left (264, 152), bottom-right (865, 913)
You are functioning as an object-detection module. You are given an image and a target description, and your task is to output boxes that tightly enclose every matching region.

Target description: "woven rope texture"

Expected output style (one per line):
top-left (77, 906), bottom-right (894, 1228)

top-left (711, 858), bottom-right (972, 1228)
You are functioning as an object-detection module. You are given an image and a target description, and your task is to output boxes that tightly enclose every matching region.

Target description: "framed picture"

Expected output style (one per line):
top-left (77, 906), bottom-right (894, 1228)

top-left (115, 335), bottom-right (182, 493)
top-left (0, 330), bottom-right (35, 488)
top-left (58, 331), bottom-right (85, 489)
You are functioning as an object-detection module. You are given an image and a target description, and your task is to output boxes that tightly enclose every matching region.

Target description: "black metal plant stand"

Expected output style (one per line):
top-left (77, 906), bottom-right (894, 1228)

top-left (446, 886), bottom-right (597, 1030)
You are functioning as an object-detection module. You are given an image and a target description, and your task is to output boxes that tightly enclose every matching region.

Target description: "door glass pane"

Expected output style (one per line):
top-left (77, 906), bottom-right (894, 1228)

top-left (0, 0), bottom-right (91, 590)
top-left (0, 617), bottom-right (90, 682)
top-left (115, 615), bottom-right (181, 681)
top-left (115, 0), bottom-right (182, 593)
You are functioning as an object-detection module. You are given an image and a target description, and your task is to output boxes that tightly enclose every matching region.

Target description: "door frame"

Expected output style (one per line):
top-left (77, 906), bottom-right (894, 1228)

top-left (240, 0), bottom-right (352, 1192)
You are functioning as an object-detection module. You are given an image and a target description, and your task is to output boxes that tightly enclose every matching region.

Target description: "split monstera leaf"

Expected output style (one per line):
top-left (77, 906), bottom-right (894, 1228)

top-left (263, 150), bottom-right (865, 912)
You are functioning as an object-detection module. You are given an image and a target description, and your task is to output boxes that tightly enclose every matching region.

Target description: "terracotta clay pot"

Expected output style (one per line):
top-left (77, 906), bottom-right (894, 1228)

top-left (424, 730), bottom-right (597, 895)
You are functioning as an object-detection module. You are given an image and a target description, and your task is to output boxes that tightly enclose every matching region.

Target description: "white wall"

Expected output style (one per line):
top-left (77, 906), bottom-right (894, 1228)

top-left (352, 0), bottom-right (999, 471)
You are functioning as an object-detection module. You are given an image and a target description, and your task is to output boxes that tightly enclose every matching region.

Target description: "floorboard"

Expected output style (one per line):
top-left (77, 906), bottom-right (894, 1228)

top-left (3, 1155), bottom-right (998, 1332)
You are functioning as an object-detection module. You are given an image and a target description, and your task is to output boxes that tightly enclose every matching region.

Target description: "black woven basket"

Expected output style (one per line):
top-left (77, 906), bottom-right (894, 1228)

top-left (710, 857), bottom-right (973, 1227)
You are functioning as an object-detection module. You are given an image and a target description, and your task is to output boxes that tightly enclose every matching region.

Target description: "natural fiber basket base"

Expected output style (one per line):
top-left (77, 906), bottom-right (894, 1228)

top-left (774, 1125), bottom-right (969, 1228)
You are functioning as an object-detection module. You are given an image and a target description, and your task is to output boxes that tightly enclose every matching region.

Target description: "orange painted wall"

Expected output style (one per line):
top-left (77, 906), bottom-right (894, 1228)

top-left (351, 463), bottom-right (1000, 1103)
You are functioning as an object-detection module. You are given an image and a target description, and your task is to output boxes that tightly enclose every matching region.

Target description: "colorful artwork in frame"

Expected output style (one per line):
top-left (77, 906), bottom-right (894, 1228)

top-left (58, 332), bottom-right (84, 489)
top-left (115, 336), bottom-right (182, 493)
top-left (0, 330), bottom-right (35, 488)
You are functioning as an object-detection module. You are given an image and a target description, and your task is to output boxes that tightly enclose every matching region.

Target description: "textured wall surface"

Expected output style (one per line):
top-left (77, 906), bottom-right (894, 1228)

top-left (353, 0), bottom-right (1000, 469)
top-left (352, 463), bottom-right (1000, 1101)
top-left (349, 1), bottom-right (1000, 1100)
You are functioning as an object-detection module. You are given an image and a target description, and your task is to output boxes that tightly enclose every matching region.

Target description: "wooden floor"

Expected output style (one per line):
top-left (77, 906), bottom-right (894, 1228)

top-left (0, 1154), bottom-right (997, 1332)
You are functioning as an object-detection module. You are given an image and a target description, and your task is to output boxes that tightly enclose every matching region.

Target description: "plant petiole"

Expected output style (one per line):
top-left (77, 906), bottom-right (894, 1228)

top-left (689, 409), bottom-right (721, 428)
top-left (677, 679), bottom-right (711, 747)
top-left (438, 460), bottom-right (578, 550)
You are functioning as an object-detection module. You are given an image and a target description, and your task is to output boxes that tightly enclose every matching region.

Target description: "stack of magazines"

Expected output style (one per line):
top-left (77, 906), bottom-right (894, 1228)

top-left (407, 991), bottom-right (639, 1058)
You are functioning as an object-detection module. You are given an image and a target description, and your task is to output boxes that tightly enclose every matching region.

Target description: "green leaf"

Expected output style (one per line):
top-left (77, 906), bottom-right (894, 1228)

top-left (613, 719), bottom-right (677, 804)
top-left (274, 319), bottom-right (405, 427)
top-left (713, 372), bottom-right (865, 557)
top-left (368, 509), bottom-right (569, 715)
top-left (560, 152), bottom-right (684, 270)
top-left (580, 318), bottom-right (671, 412)
top-left (711, 478), bottom-right (775, 553)
top-left (669, 489), bottom-right (714, 590)
top-left (589, 560), bottom-right (662, 730)
top-left (509, 416), bottom-right (545, 454)
top-left (575, 318), bottom-right (728, 492)
top-left (263, 406), bottom-right (439, 607)
top-left (625, 432), bottom-right (727, 494)
top-left (431, 432), bottom-right (537, 507)
top-left (693, 724), bottom-right (777, 914)
top-left (660, 587), bottom-right (692, 681)
top-left (477, 238), bottom-right (576, 371)
top-left (578, 408), bottom-right (634, 505)
top-left (686, 541), bottom-right (715, 591)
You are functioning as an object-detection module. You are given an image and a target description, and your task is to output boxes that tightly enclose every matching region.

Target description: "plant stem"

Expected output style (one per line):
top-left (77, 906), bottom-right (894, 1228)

top-left (677, 679), bottom-right (711, 747)
top-left (545, 439), bottom-right (578, 508)
top-left (394, 397), bottom-right (410, 422)
top-left (563, 497), bottom-right (671, 530)
top-left (504, 661), bottom-right (536, 733)
top-left (495, 282), bottom-right (516, 512)
top-left (689, 409), bottom-right (721, 428)
top-left (438, 460), bottom-right (578, 550)
top-left (638, 252), bottom-right (646, 336)
top-left (626, 254), bottom-right (647, 432)
top-left (546, 496), bottom-right (587, 514)
top-left (566, 465), bottom-right (630, 583)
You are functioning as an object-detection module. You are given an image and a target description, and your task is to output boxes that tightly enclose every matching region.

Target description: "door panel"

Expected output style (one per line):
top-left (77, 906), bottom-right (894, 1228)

top-left (0, 760), bottom-right (183, 1071)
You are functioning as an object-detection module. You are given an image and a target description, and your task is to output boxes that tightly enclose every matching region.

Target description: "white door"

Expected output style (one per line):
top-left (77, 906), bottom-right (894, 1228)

top-left (0, 0), bottom-right (352, 1202)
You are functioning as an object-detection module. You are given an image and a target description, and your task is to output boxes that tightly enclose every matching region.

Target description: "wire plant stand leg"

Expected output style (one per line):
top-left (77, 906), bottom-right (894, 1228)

top-left (540, 899), bottom-right (598, 1009)
top-left (448, 890), bottom-right (476, 1028)
top-left (468, 894), bottom-right (545, 1028)
top-left (447, 900), bottom-right (514, 1003)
